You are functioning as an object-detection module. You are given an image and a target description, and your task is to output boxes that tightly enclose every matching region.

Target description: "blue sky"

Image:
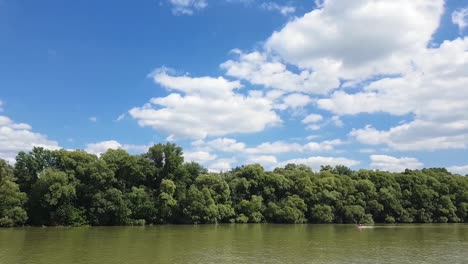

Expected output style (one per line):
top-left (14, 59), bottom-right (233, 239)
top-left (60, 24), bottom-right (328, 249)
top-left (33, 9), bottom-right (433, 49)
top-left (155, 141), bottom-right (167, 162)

top-left (1, 0), bottom-right (468, 174)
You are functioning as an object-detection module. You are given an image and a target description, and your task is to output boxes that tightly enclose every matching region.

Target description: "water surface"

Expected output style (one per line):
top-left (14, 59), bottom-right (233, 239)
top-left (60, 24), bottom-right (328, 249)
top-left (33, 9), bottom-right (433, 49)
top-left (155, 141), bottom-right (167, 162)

top-left (0, 224), bottom-right (466, 264)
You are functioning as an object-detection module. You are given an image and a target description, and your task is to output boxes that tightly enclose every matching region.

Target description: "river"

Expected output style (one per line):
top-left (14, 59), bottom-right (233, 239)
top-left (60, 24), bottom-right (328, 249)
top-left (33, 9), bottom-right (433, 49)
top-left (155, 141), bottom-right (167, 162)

top-left (0, 224), bottom-right (467, 264)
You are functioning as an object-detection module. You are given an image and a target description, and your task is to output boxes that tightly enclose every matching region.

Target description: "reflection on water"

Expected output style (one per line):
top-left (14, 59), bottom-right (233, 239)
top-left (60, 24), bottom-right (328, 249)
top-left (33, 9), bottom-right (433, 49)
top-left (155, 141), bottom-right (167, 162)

top-left (0, 224), bottom-right (467, 264)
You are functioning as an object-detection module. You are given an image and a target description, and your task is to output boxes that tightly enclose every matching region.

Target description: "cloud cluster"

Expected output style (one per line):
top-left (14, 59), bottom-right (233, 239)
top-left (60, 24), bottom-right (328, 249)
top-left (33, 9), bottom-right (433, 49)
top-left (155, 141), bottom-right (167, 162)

top-left (187, 137), bottom-right (346, 171)
top-left (130, 69), bottom-right (281, 139)
top-left (342, 38), bottom-right (468, 150)
top-left (129, 0), bottom-right (468, 170)
top-left (452, 7), bottom-right (468, 32)
top-left (193, 137), bottom-right (343, 155)
top-left (447, 165), bottom-right (468, 176)
top-left (0, 116), bottom-right (60, 163)
top-left (279, 156), bottom-right (360, 171)
top-left (221, 50), bottom-right (339, 94)
top-left (85, 140), bottom-right (150, 155)
top-left (370, 155), bottom-right (423, 173)
top-left (265, 0), bottom-right (443, 80)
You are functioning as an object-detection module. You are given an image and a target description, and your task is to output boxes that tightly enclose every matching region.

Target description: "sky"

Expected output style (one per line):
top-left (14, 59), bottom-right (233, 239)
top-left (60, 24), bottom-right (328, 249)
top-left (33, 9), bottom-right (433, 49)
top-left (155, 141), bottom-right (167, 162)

top-left (1, 0), bottom-right (468, 174)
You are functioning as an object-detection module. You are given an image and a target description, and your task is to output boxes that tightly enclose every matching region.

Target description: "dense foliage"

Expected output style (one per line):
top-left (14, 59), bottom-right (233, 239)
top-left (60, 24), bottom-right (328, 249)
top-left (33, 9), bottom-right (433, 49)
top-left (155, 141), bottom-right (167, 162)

top-left (0, 144), bottom-right (467, 226)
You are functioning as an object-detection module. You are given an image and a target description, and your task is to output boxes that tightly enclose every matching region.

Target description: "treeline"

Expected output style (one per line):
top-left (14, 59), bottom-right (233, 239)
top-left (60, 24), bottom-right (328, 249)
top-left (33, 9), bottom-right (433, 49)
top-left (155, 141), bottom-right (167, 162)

top-left (0, 143), bottom-right (467, 226)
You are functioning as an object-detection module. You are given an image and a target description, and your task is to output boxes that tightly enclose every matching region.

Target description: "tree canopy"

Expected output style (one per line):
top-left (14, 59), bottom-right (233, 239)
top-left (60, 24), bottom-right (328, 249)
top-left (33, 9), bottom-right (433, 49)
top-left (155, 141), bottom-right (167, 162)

top-left (0, 144), bottom-right (466, 226)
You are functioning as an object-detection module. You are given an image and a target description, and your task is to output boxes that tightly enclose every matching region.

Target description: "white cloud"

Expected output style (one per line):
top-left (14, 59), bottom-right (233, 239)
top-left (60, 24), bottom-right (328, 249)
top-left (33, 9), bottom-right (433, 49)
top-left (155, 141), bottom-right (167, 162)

top-left (303, 139), bottom-right (343, 152)
top-left (85, 140), bottom-right (123, 155)
top-left (221, 50), bottom-right (340, 94)
top-left (302, 114), bottom-right (323, 124)
top-left (280, 93), bottom-right (312, 109)
top-left (130, 70), bottom-right (281, 139)
top-left (370, 155), bottom-right (423, 172)
top-left (452, 7), bottom-right (468, 32)
top-left (306, 135), bottom-right (319, 140)
top-left (0, 115), bottom-right (60, 163)
top-left (321, 37), bottom-right (468, 151)
top-left (192, 137), bottom-right (343, 155)
top-left (350, 120), bottom-right (468, 151)
top-left (302, 114), bottom-right (343, 131)
top-left (85, 140), bottom-right (150, 155)
top-left (331, 115), bottom-right (343, 127)
top-left (151, 67), bottom-right (242, 98)
top-left (246, 155), bottom-right (278, 168)
top-left (261, 2), bottom-right (295, 16)
top-left (306, 124), bottom-right (321, 131)
top-left (447, 165), bottom-right (468, 176)
top-left (169, 0), bottom-right (207, 15)
top-left (207, 158), bottom-right (236, 172)
top-left (265, 0), bottom-right (443, 80)
top-left (116, 114), bottom-right (125, 122)
top-left (245, 141), bottom-right (302, 154)
top-left (359, 148), bottom-right (375, 154)
top-left (184, 150), bottom-right (217, 164)
top-left (279, 156), bottom-right (359, 171)
top-left (89, 116), bottom-right (97, 123)
top-left (195, 138), bottom-right (246, 152)
top-left (123, 143), bottom-right (151, 153)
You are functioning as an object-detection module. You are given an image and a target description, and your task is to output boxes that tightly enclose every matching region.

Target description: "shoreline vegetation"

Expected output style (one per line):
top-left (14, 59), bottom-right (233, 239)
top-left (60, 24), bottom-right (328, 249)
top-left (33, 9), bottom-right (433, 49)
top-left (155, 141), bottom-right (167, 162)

top-left (1, 143), bottom-right (467, 227)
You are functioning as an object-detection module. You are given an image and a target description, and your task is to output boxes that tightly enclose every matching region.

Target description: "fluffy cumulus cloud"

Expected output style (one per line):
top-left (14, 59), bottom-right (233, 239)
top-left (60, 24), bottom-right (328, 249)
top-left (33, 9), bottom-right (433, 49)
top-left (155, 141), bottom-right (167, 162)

top-left (169, 0), bottom-right (207, 15)
top-left (279, 93), bottom-right (312, 109)
top-left (302, 113), bottom-right (323, 131)
top-left (265, 0), bottom-right (444, 79)
top-left (152, 68), bottom-right (242, 98)
top-left (303, 139), bottom-right (343, 152)
top-left (85, 140), bottom-right (150, 155)
top-left (302, 114), bottom-right (323, 124)
top-left (129, 68), bottom-right (281, 139)
top-left (279, 156), bottom-right (359, 171)
top-left (0, 116), bottom-right (60, 163)
top-left (193, 138), bottom-right (246, 152)
top-left (246, 155), bottom-right (278, 167)
top-left (341, 38), bottom-right (468, 150)
top-left (221, 50), bottom-right (339, 94)
top-left (370, 155), bottom-right (423, 172)
top-left (184, 150), bottom-right (217, 163)
top-left (218, 0), bottom-right (465, 152)
top-left (132, 0), bottom-right (467, 169)
top-left (185, 137), bottom-right (346, 171)
top-left (245, 141), bottom-right (302, 154)
top-left (452, 7), bottom-right (468, 32)
top-left (447, 165), bottom-right (468, 176)
top-left (192, 137), bottom-right (343, 155)
top-left (207, 158), bottom-right (236, 172)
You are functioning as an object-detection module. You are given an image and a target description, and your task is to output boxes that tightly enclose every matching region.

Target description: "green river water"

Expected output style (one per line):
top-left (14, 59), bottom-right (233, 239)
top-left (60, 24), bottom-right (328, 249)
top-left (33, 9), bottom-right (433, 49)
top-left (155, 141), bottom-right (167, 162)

top-left (0, 224), bottom-right (466, 264)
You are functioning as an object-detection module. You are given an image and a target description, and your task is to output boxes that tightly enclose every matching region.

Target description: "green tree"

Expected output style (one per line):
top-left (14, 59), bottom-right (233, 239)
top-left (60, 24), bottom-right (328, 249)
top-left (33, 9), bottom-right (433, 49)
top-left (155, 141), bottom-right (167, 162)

top-left (155, 179), bottom-right (178, 223)
top-left (30, 169), bottom-right (84, 226)
top-left (125, 187), bottom-right (156, 225)
top-left (265, 195), bottom-right (307, 224)
top-left (15, 147), bottom-right (56, 194)
top-left (311, 204), bottom-right (334, 223)
top-left (101, 149), bottom-right (154, 191)
top-left (0, 160), bottom-right (28, 226)
top-left (235, 195), bottom-right (264, 223)
top-left (88, 188), bottom-right (131, 225)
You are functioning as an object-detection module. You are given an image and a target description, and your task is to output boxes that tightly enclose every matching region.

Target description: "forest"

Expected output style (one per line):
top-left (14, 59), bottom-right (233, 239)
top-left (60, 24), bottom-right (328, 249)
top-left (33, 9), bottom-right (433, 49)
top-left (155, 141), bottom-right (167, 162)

top-left (0, 143), bottom-right (467, 227)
